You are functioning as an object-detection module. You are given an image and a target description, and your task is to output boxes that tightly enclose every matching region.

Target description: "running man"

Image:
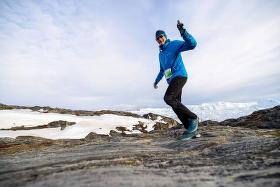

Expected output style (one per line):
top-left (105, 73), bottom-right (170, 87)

top-left (153, 20), bottom-right (199, 140)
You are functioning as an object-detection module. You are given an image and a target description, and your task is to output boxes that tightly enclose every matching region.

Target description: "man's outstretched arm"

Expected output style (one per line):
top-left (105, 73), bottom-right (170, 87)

top-left (177, 20), bottom-right (197, 52)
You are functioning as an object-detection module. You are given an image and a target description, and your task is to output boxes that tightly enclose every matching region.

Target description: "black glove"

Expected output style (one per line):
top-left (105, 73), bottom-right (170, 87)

top-left (177, 20), bottom-right (186, 35)
top-left (153, 82), bottom-right (158, 89)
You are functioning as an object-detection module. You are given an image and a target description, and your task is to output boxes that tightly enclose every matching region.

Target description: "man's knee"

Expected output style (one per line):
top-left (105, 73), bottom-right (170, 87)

top-left (164, 95), bottom-right (177, 107)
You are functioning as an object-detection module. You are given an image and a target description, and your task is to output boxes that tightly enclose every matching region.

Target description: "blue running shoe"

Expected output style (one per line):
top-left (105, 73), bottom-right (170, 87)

top-left (188, 118), bottom-right (199, 133)
top-left (179, 130), bottom-right (198, 140)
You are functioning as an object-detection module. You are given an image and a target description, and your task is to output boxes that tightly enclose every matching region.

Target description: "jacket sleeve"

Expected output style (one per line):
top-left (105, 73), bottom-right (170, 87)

top-left (155, 63), bottom-right (164, 85)
top-left (176, 30), bottom-right (197, 53)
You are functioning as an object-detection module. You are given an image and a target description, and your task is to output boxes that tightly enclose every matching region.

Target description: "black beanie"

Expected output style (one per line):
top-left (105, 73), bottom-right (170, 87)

top-left (155, 30), bottom-right (167, 40)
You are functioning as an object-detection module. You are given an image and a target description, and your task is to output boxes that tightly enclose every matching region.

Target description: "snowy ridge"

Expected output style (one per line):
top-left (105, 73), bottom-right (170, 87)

top-left (0, 99), bottom-right (279, 139)
top-left (130, 99), bottom-right (280, 122)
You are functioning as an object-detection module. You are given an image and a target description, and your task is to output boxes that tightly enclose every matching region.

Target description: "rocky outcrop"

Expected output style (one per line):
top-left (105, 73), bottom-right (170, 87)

top-left (201, 105), bottom-right (280, 129)
top-left (0, 106), bottom-right (279, 187)
top-left (132, 121), bottom-right (148, 133)
top-left (84, 132), bottom-right (110, 142)
top-left (220, 105), bottom-right (280, 129)
top-left (0, 103), bottom-right (14, 110)
top-left (0, 120), bottom-right (76, 131)
top-left (143, 112), bottom-right (179, 130)
top-left (0, 103), bottom-right (142, 118)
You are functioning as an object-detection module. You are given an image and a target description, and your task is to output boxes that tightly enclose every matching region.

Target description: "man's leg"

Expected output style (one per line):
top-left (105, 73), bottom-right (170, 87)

top-left (164, 77), bottom-right (197, 126)
top-left (172, 90), bottom-right (190, 129)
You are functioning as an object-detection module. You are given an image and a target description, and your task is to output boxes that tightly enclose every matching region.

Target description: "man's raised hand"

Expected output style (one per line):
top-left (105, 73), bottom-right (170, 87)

top-left (153, 82), bottom-right (158, 89)
top-left (177, 20), bottom-right (186, 35)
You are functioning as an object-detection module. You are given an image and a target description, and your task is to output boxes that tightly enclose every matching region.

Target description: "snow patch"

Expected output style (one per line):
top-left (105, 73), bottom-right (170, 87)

top-left (0, 110), bottom-right (156, 139)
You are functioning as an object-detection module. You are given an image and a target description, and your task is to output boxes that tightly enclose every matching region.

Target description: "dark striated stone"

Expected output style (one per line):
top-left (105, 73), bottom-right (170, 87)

top-left (84, 132), bottom-right (110, 142)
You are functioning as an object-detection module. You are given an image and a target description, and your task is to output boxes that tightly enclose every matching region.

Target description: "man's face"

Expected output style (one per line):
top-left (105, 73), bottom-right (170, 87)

top-left (156, 35), bottom-right (166, 46)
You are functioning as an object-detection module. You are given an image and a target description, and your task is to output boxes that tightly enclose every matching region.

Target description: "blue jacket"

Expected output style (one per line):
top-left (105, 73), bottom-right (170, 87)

top-left (155, 31), bottom-right (197, 84)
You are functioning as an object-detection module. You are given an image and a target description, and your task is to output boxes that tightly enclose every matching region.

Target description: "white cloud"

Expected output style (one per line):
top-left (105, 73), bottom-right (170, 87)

top-left (173, 0), bottom-right (280, 97)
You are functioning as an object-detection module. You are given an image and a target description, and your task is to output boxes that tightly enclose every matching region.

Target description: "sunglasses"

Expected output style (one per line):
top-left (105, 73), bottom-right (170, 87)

top-left (156, 35), bottom-right (164, 41)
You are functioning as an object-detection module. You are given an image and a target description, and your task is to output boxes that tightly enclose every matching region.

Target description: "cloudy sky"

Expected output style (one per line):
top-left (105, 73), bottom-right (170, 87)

top-left (0, 0), bottom-right (279, 110)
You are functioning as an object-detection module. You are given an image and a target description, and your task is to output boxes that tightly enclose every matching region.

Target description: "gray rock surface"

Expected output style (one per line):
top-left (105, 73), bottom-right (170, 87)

top-left (0, 105), bottom-right (279, 187)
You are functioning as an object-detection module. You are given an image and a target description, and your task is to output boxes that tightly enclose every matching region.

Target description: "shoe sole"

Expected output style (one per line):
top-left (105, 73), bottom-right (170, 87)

top-left (179, 131), bottom-right (200, 140)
